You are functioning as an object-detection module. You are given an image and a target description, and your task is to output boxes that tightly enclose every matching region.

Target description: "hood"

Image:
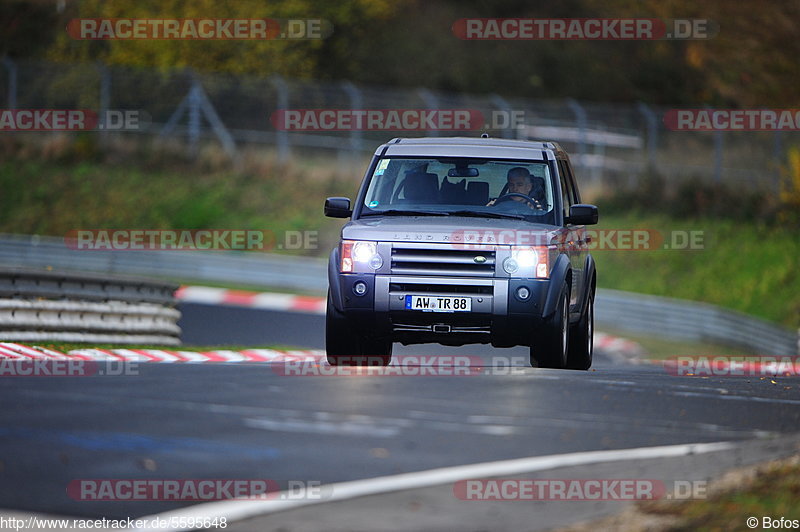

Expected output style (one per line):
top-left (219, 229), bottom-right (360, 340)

top-left (342, 215), bottom-right (562, 246)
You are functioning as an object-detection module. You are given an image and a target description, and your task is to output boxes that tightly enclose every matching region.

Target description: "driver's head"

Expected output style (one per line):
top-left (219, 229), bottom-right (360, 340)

top-left (506, 167), bottom-right (533, 197)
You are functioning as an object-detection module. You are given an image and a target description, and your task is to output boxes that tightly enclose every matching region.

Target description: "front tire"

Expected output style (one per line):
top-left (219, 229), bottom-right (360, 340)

top-left (567, 292), bottom-right (594, 370)
top-left (358, 338), bottom-right (393, 367)
top-left (326, 291), bottom-right (392, 366)
top-left (530, 286), bottom-right (569, 369)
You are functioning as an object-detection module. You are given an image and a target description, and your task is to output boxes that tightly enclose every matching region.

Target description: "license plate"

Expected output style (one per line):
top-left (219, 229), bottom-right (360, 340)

top-left (405, 295), bottom-right (471, 312)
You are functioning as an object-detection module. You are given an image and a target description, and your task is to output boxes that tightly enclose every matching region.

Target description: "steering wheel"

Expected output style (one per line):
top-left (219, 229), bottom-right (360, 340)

top-left (493, 193), bottom-right (543, 209)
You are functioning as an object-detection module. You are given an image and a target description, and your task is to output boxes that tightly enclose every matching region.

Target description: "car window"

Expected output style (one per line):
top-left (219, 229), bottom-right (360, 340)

top-left (563, 158), bottom-right (581, 203)
top-left (362, 157), bottom-right (556, 223)
top-left (557, 159), bottom-right (574, 220)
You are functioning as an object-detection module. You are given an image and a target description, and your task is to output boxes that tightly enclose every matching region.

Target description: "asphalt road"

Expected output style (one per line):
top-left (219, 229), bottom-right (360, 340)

top-left (0, 302), bottom-right (798, 529)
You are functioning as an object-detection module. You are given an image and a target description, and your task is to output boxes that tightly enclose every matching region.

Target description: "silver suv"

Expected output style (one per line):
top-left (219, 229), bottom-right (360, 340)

top-left (324, 137), bottom-right (599, 369)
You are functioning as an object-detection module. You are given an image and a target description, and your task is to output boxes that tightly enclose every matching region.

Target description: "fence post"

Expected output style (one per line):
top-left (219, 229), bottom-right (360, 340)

top-left (773, 131), bottom-right (784, 193)
top-left (636, 101), bottom-right (658, 171)
top-left (159, 71), bottom-right (238, 162)
top-left (187, 76), bottom-right (202, 159)
top-left (713, 129), bottom-right (723, 182)
top-left (566, 98), bottom-right (587, 170)
top-left (489, 93), bottom-right (513, 138)
top-left (703, 105), bottom-right (723, 182)
top-left (270, 75), bottom-right (290, 163)
top-left (159, 84), bottom-right (189, 140)
top-left (341, 81), bottom-right (362, 164)
top-left (97, 63), bottom-right (110, 145)
top-left (196, 87), bottom-right (239, 165)
top-left (417, 88), bottom-right (439, 137)
top-left (2, 57), bottom-right (17, 109)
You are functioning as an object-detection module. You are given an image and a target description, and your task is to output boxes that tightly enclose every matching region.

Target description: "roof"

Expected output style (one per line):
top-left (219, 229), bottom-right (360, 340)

top-left (376, 136), bottom-right (563, 160)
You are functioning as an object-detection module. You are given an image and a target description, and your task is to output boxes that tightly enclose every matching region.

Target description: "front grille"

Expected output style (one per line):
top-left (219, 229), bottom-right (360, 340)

top-left (391, 247), bottom-right (496, 277)
top-left (389, 283), bottom-right (492, 295)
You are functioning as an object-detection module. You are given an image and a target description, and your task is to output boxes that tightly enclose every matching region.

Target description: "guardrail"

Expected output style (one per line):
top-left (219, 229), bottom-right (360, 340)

top-left (0, 266), bottom-right (180, 345)
top-left (595, 289), bottom-right (798, 357)
top-left (0, 234), bottom-right (327, 293)
top-left (0, 234), bottom-right (796, 355)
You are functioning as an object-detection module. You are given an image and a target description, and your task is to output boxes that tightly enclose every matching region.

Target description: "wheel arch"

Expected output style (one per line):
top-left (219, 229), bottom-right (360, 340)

top-left (543, 254), bottom-right (572, 319)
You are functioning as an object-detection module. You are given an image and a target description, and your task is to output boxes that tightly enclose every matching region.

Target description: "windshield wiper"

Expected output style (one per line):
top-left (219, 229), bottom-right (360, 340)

top-left (447, 210), bottom-right (527, 220)
top-left (362, 209), bottom-right (449, 217)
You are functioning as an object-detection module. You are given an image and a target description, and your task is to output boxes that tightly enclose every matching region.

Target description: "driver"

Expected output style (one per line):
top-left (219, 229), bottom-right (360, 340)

top-left (487, 167), bottom-right (543, 209)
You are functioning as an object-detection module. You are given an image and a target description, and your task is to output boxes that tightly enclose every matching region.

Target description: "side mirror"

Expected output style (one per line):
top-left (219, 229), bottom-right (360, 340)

top-left (324, 197), bottom-right (352, 218)
top-left (567, 204), bottom-right (599, 225)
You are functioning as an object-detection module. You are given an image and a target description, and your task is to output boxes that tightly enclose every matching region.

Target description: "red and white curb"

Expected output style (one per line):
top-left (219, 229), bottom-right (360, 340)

top-left (176, 286), bottom-right (326, 314)
top-left (0, 342), bottom-right (325, 364)
top-left (0, 288), bottom-right (647, 365)
top-left (594, 332), bottom-right (645, 362)
top-left (175, 286), bottom-right (647, 362)
top-left (659, 357), bottom-right (800, 377)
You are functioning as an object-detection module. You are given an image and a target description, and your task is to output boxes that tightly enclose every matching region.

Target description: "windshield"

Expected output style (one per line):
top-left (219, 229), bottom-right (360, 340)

top-left (361, 157), bottom-right (556, 223)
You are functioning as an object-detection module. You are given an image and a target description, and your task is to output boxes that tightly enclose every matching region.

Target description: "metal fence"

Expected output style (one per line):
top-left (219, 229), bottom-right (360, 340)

top-left (1, 58), bottom-right (796, 188)
top-left (595, 289), bottom-right (798, 357)
top-left (0, 266), bottom-right (181, 345)
top-left (1, 234), bottom-right (796, 356)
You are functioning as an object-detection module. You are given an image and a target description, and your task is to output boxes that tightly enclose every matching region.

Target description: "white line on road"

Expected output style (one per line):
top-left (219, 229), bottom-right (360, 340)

top-left (243, 417), bottom-right (403, 438)
top-left (133, 441), bottom-right (734, 531)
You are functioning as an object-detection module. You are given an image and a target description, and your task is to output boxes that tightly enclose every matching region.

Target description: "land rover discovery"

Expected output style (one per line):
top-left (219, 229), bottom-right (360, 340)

top-left (324, 137), bottom-right (598, 370)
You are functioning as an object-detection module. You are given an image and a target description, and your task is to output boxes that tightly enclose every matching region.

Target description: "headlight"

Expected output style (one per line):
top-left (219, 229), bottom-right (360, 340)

top-left (514, 247), bottom-right (538, 268)
top-left (352, 241), bottom-right (376, 263)
top-left (507, 246), bottom-right (549, 278)
top-left (341, 240), bottom-right (382, 272)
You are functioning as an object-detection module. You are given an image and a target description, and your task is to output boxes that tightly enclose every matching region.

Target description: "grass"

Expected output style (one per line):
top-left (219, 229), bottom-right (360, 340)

top-left (637, 456), bottom-right (800, 531)
top-left (593, 213), bottom-right (800, 328)
top-left (0, 140), bottom-right (354, 258)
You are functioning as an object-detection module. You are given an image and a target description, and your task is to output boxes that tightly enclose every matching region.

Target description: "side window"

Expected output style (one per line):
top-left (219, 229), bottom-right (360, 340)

top-left (562, 159), bottom-right (580, 204)
top-left (557, 160), bottom-right (574, 221)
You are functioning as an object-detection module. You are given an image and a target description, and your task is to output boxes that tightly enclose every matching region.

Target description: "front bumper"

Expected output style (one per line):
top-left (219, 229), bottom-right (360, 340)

top-left (335, 273), bottom-right (551, 347)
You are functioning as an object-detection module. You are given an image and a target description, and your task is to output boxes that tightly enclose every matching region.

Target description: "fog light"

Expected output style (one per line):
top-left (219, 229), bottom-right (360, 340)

top-left (503, 257), bottom-right (519, 274)
top-left (368, 254), bottom-right (383, 270)
top-left (353, 281), bottom-right (368, 296)
top-left (516, 286), bottom-right (531, 300)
